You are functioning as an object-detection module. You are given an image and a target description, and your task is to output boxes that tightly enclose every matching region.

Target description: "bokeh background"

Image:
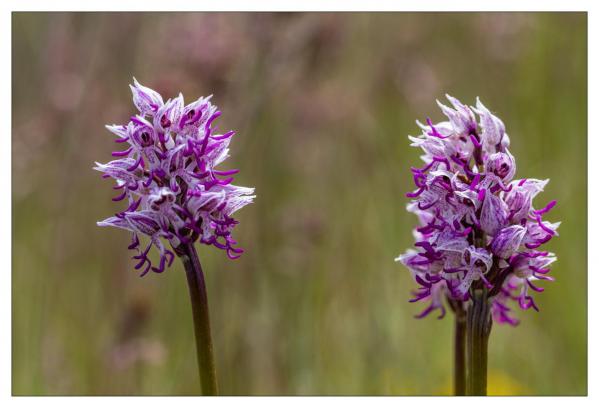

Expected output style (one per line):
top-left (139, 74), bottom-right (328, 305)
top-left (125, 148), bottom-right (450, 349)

top-left (12, 12), bottom-right (587, 395)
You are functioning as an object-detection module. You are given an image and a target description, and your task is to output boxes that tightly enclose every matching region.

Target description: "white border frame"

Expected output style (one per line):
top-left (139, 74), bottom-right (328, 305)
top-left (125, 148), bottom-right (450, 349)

top-left (1, 1), bottom-right (594, 407)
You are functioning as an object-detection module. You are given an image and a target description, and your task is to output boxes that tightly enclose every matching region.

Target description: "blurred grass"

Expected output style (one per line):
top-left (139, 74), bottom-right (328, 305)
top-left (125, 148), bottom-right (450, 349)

top-left (11, 12), bottom-right (586, 395)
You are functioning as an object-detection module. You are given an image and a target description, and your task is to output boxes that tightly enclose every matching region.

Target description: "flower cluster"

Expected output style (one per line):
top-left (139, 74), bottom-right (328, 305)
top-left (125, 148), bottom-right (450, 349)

top-left (96, 79), bottom-right (255, 276)
top-left (396, 95), bottom-right (558, 325)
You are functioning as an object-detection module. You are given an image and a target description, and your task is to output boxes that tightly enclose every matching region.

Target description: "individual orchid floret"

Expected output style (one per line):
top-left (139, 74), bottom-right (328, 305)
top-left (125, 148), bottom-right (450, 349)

top-left (130, 77), bottom-right (164, 116)
top-left (397, 95), bottom-right (559, 325)
top-left (436, 96), bottom-right (477, 137)
top-left (96, 79), bottom-right (255, 276)
top-left (473, 97), bottom-right (508, 152)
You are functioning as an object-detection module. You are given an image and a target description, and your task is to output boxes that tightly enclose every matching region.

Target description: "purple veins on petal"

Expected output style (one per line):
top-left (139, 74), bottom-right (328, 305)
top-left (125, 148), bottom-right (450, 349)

top-left (443, 267), bottom-right (464, 274)
top-left (473, 97), bottom-right (504, 148)
top-left (479, 192), bottom-right (507, 236)
top-left (490, 182), bottom-right (513, 194)
top-left (490, 225), bottom-right (526, 259)
top-left (97, 216), bottom-right (131, 231)
top-left (130, 77), bottom-right (164, 115)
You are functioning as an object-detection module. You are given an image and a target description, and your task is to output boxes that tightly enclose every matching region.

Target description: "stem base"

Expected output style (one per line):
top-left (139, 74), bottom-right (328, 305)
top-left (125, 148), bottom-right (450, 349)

top-left (178, 243), bottom-right (219, 396)
top-left (466, 289), bottom-right (492, 396)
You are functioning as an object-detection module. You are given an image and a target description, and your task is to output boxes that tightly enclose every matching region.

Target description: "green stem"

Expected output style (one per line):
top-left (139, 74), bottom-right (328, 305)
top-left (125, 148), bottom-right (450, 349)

top-left (178, 243), bottom-right (219, 396)
top-left (466, 289), bottom-right (492, 396)
top-left (453, 310), bottom-right (466, 396)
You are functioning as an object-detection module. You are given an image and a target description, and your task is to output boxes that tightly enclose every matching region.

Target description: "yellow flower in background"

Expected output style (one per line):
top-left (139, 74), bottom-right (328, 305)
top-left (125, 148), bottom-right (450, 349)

top-left (438, 371), bottom-right (528, 396)
top-left (487, 371), bottom-right (528, 396)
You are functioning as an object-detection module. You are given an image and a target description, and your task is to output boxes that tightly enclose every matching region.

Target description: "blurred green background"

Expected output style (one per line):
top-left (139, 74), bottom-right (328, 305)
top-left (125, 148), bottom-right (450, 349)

top-left (12, 12), bottom-right (587, 395)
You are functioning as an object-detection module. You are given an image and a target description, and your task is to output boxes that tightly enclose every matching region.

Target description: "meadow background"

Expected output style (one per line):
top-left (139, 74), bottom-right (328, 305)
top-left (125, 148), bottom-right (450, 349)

top-left (12, 12), bottom-right (587, 395)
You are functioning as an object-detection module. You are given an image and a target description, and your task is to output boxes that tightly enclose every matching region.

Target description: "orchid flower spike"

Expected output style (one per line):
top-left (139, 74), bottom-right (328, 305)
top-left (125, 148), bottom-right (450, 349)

top-left (397, 95), bottom-right (558, 326)
top-left (96, 78), bottom-right (255, 276)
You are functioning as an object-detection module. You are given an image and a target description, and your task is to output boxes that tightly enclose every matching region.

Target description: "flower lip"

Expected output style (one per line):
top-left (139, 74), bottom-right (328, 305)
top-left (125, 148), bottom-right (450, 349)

top-left (149, 187), bottom-right (176, 211)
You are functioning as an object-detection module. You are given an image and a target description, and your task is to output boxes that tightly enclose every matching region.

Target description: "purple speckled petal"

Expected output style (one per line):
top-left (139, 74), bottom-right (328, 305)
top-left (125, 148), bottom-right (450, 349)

top-left (480, 192), bottom-right (508, 236)
top-left (490, 225), bottom-right (526, 259)
top-left (130, 77), bottom-right (164, 115)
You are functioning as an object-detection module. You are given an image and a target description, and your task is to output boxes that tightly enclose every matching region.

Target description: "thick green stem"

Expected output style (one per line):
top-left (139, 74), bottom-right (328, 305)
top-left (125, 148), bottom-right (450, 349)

top-left (453, 311), bottom-right (467, 396)
top-left (466, 289), bottom-right (492, 396)
top-left (178, 243), bottom-right (219, 396)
